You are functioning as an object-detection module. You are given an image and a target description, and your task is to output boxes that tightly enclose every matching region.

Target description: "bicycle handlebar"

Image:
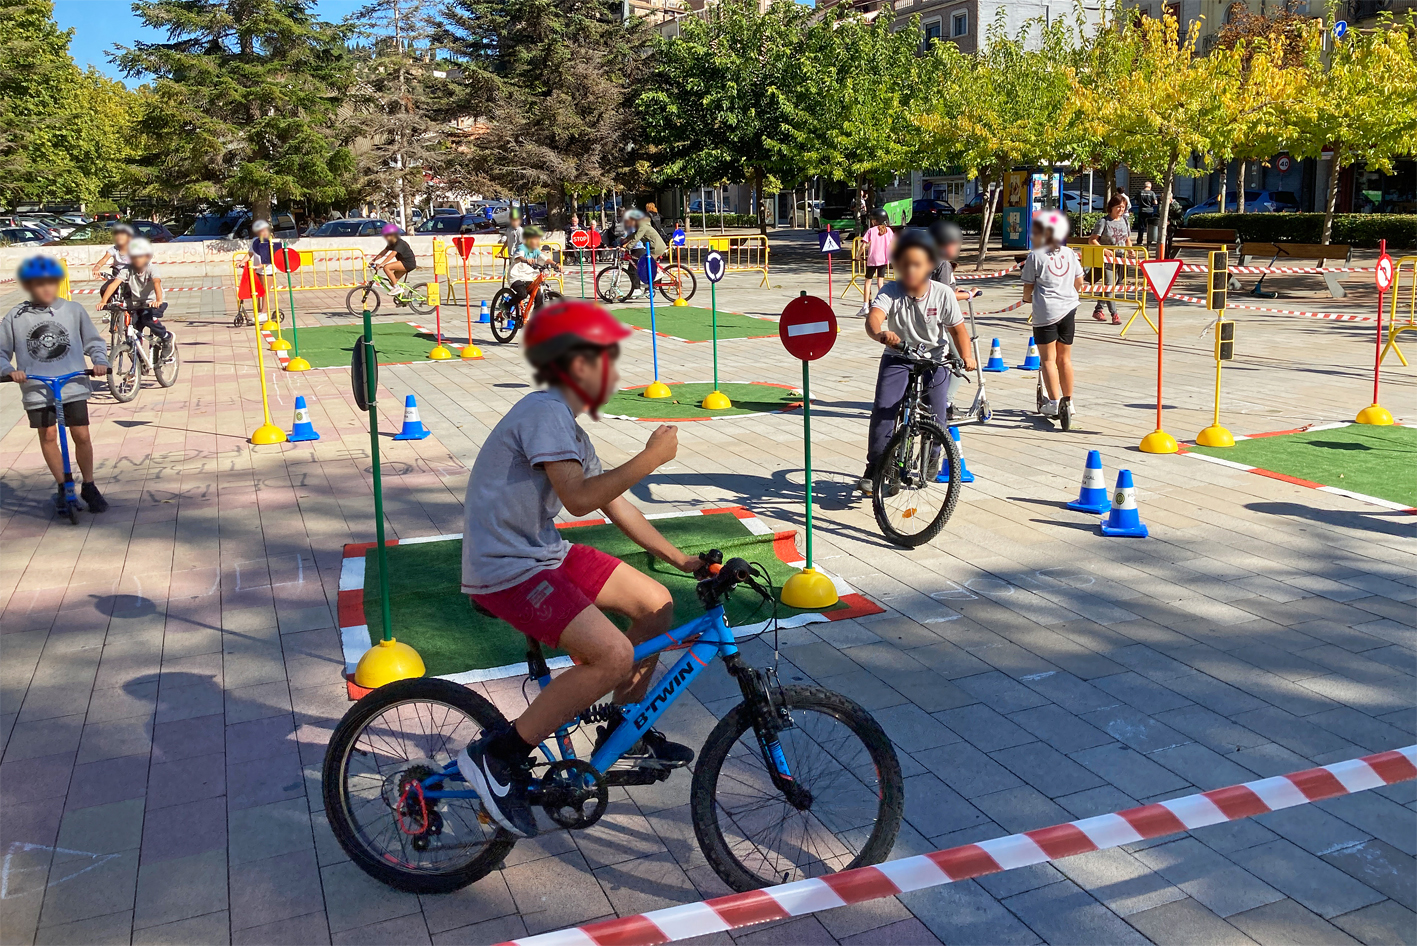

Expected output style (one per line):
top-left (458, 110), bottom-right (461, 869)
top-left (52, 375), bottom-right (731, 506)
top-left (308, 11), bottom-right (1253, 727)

top-left (2, 369), bottom-right (97, 384)
top-left (893, 342), bottom-right (968, 378)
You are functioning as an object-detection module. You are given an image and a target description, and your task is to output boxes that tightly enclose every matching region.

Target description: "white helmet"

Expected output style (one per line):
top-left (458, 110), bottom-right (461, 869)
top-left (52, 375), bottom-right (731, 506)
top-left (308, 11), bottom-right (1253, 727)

top-left (252, 219), bottom-right (271, 233)
top-left (128, 238), bottom-right (154, 257)
top-left (1034, 209), bottom-right (1070, 244)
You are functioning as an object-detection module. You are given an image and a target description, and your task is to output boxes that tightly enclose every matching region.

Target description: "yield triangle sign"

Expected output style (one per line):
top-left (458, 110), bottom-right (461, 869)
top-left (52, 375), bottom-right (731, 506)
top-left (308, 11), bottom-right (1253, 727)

top-left (1140, 259), bottom-right (1183, 301)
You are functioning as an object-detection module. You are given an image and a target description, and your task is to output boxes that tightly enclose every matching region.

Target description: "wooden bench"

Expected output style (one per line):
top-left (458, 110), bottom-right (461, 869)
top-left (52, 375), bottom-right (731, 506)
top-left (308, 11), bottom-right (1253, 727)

top-left (1239, 242), bottom-right (1354, 299)
top-left (1170, 228), bottom-right (1240, 289)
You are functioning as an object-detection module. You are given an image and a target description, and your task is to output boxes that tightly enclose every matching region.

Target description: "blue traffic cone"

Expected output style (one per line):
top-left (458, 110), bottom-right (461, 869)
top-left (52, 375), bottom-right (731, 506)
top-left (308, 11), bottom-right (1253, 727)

top-left (1099, 469), bottom-right (1149, 537)
top-left (937, 425), bottom-right (975, 484)
top-left (288, 395), bottom-right (320, 442)
top-left (478, 299), bottom-right (490, 324)
top-left (392, 395), bottom-right (431, 441)
top-left (1067, 449), bottom-right (1110, 513)
top-left (1017, 337), bottom-right (1041, 370)
top-left (982, 338), bottom-right (1009, 373)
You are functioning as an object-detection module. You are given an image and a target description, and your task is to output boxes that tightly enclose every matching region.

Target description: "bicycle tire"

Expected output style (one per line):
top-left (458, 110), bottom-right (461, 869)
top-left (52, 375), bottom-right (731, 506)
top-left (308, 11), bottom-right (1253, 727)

top-left (657, 264), bottom-right (697, 303)
top-left (489, 289), bottom-right (520, 343)
top-left (154, 338), bottom-right (180, 388)
top-left (595, 265), bottom-right (635, 304)
top-left (872, 418), bottom-right (960, 547)
top-left (406, 282), bottom-right (436, 316)
top-left (322, 677), bottom-right (518, 894)
top-left (691, 686), bottom-right (903, 892)
top-left (346, 285), bottom-right (382, 318)
top-left (108, 341), bottom-right (140, 403)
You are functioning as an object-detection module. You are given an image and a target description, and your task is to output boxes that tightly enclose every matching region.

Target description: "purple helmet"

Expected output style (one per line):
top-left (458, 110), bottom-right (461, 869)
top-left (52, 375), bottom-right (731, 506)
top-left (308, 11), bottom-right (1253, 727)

top-left (381, 223), bottom-right (401, 236)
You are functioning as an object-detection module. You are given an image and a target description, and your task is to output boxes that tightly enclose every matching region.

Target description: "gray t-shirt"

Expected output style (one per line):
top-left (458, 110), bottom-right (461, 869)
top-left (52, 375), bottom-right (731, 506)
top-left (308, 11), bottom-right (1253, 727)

top-left (870, 280), bottom-right (962, 360)
top-left (1021, 247), bottom-right (1083, 327)
top-left (1092, 216), bottom-right (1131, 247)
top-left (0, 299), bottom-right (109, 409)
top-left (931, 259), bottom-right (956, 288)
top-left (461, 389), bottom-right (604, 594)
top-left (123, 265), bottom-right (160, 307)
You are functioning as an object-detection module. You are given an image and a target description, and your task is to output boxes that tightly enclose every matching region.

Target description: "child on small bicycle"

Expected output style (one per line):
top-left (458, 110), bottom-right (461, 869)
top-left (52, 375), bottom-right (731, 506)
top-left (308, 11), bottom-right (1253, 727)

top-left (859, 230), bottom-right (975, 496)
top-left (91, 222), bottom-right (133, 289)
top-left (371, 224), bottom-right (417, 300)
top-left (98, 238), bottom-right (172, 353)
top-left (507, 227), bottom-right (560, 313)
top-left (1, 256), bottom-right (110, 514)
top-left (1020, 210), bottom-right (1084, 421)
top-left (457, 300), bottom-right (698, 838)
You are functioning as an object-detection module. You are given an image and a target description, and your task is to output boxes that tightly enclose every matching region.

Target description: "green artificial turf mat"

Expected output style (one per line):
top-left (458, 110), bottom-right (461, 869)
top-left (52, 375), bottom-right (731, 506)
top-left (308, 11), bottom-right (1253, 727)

top-left (603, 383), bottom-right (801, 420)
top-left (284, 322), bottom-right (437, 368)
top-left (610, 305), bottom-right (778, 342)
top-left (363, 511), bottom-right (841, 678)
top-left (1189, 424), bottom-right (1417, 506)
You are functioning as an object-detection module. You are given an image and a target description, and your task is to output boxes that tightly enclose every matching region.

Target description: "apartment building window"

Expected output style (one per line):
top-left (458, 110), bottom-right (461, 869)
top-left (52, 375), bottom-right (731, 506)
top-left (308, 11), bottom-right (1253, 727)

top-left (923, 18), bottom-right (942, 45)
top-left (951, 11), bottom-right (969, 36)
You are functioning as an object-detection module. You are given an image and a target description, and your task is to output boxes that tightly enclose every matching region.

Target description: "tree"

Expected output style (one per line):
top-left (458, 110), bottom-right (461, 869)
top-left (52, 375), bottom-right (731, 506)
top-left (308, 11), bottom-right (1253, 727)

top-left (437, 0), bottom-right (646, 224)
top-left (1289, 13), bottom-right (1417, 243)
top-left (116, 0), bottom-right (355, 222)
top-left (0, 0), bottom-right (135, 209)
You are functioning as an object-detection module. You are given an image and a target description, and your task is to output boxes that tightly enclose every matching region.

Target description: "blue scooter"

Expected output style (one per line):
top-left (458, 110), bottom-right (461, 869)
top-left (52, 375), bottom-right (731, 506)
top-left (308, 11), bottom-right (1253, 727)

top-left (3, 369), bottom-right (96, 524)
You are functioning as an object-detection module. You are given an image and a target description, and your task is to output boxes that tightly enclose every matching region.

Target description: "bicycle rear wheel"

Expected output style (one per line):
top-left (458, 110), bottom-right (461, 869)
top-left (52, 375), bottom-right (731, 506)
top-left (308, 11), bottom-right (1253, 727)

top-left (108, 341), bottom-right (140, 403)
top-left (406, 282), bottom-right (435, 316)
top-left (347, 285), bottom-right (382, 318)
top-left (692, 686), bottom-right (902, 891)
top-left (322, 678), bottom-right (517, 894)
top-left (656, 264), bottom-right (697, 303)
top-left (872, 417), bottom-right (960, 547)
top-left (595, 264), bottom-right (634, 304)
top-left (154, 337), bottom-right (180, 388)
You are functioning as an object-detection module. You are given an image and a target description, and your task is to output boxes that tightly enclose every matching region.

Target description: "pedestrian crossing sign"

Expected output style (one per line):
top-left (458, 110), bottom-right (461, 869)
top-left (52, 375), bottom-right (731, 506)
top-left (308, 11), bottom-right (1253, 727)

top-left (818, 231), bottom-right (843, 254)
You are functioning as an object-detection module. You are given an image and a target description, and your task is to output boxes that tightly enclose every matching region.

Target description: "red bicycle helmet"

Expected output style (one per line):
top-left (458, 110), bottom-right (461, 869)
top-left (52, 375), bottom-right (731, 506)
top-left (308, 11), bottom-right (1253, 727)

top-left (523, 300), bottom-right (632, 417)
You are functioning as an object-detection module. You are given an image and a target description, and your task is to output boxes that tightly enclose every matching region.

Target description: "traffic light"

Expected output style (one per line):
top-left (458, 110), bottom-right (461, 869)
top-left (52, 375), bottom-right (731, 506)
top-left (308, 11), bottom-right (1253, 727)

top-left (1207, 249), bottom-right (1228, 311)
top-left (1216, 320), bottom-right (1235, 361)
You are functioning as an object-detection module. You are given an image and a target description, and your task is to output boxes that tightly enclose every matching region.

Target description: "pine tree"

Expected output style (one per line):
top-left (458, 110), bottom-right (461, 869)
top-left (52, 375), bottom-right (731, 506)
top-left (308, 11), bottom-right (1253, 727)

top-left (116, 0), bottom-right (355, 221)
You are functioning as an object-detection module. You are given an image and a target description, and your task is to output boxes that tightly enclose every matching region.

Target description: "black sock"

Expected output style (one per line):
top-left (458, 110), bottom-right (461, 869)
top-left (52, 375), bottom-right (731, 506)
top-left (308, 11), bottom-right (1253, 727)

top-left (487, 722), bottom-right (535, 763)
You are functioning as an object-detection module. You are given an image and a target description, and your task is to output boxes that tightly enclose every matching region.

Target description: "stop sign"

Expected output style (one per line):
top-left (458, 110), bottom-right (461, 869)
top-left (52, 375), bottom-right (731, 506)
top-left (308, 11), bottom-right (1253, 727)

top-left (273, 247), bottom-right (301, 273)
top-left (570, 229), bottom-right (590, 249)
top-left (779, 295), bottom-right (837, 361)
top-left (452, 236), bottom-right (476, 260)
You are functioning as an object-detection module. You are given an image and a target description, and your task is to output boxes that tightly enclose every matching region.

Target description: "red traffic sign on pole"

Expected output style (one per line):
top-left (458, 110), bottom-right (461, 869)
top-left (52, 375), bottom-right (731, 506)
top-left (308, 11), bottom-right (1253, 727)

top-left (569, 229), bottom-right (590, 249)
top-left (1140, 259), bottom-right (1183, 301)
top-left (273, 247), bottom-right (301, 273)
top-left (779, 295), bottom-right (837, 361)
top-left (452, 235), bottom-right (477, 260)
top-left (1376, 253), bottom-right (1394, 292)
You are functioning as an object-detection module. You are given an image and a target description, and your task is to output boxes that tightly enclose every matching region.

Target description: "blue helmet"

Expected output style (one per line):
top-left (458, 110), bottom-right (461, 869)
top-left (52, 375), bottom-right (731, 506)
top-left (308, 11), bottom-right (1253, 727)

top-left (17, 256), bottom-right (64, 282)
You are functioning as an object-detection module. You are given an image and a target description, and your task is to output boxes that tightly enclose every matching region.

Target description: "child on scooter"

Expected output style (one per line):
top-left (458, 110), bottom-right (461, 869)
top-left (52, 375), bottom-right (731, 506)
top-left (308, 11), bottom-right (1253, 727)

top-left (0, 256), bottom-right (111, 513)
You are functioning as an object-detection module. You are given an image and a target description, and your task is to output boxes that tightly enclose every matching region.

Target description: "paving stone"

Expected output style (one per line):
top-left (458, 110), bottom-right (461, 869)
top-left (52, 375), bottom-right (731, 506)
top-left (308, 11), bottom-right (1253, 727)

top-left (228, 797), bottom-right (314, 865)
top-left (1125, 897), bottom-right (1258, 945)
top-left (151, 713), bottom-right (225, 763)
top-left (419, 874), bottom-right (517, 935)
top-left (886, 670), bottom-right (976, 712)
top-left (503, 849), bottom-right (613, 936)
top-left (1070, 743), bottom-right (1191, 798)
top-left (1188, 817), bottom-right (1279, 855)
top-left (1052, 846), bottom-right (1189, 917)
top-left (870, 703), bottom-right (960, 753)
top-left (1148, 742), bottom-right (1259, 791)
top-left (1227, 898), bottom-right (1361, 945)
top-left (147, 750), bottom-right (224, 811)
top-left (430, 913), bottom-right (526, 946)
top-left (1317, 790), bottom-right (1417, 856)
top-left (34, 910), bottom-right (134, 945)
top-left (1253, 805), bottom-right (1371, 857)
top-left (227, 745), bottom-right (305, 810)
top-left (1079, 705), bottom-right (1190, 754)
top-left (1133, 838), bottom-right (1285, 917)
top-left (56, 797), bottom-right (145, 855)
top-left (571, 806), bottom-right (667, 870)
top-left (899, 878), bottom-right (1042, 945)
top-left (1232, 706), bottom-right (1356, 758)
top-left (909, 641), bottom-right (995, 680)
top-left (1321, 839), bottom-right (1416, 911)
top-left (812, 670), bottom-right (908, 711)
top-left (990, 742), bottom-right (1107, 797)
top-left (954, 672), bottom-right (1050, 714)
top-left (1092, 672), bottom-right (1195, 714)
top-left (912, 741), bottom-right (1024, 798)
top-left (1003, 877), bottom-right (1151, 944)
top-left (331, 912), bottom-right (432, 945)
top-left (38, 848), bottom-right (139, 927)
top-left (1007, 704), bottom-right (1111, 754)
top-left (229, 849), bottom-right (325, 932)
top-left (734, 915), bottom-right (836, 945)
top-left (132, 910), bottom-right (231, 945)
top-left (1154, 705), bottom-right (1268, 753)
top-left (231, 910), bottom-right (330, 945)
top-left (1160, 672), bottom-right (1267, 717)
top-left (976, 862), bottom-right (1065, 900)
top-left (1055, 784), bottom-right (1140, 820)
top-left (903, 772), bottom-right (992, 839)
top-left (134, 848), bottom-right (229, 929)
top-left (1227, 839), bottom-right (1385, 919)
top-left (592, 849), bottom-right (699, 918)
top-left (1230, 743), bottom-right (1313, 778)
top-left (1330, 900), bottom-right (1417, 946)
top-left (1017, 671), bottom-right (1117, 714)
top-left (935, 704), bottom-right (1033, 752)
top-left (839, 916), bottom-right (943, 945)
top-left (5, 713), bottom-right (84, 762)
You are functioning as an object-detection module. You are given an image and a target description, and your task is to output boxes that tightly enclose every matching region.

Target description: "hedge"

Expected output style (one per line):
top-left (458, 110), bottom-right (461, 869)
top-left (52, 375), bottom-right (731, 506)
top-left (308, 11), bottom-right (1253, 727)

top-left (1183, 213), bottom-right (1416, 249)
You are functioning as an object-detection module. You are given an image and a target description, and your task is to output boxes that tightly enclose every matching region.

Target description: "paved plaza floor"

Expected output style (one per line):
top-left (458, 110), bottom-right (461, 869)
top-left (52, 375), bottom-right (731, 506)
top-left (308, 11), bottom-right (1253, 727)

top-left (1, 231), bottom-right (1413, 945)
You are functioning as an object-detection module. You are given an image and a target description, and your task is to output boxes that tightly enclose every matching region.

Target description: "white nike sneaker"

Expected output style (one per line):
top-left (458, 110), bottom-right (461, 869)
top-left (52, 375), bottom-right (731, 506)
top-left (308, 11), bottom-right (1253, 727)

top-left (1041, 399), bottom-right (1060, 418)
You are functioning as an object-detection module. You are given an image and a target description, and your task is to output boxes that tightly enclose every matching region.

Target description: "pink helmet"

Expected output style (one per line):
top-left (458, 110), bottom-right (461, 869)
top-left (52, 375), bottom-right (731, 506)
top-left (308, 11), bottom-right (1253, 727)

top-left (1033, 209), bottom-right (1070, 244)
top-left (381, 223), bottom-right (401, 236)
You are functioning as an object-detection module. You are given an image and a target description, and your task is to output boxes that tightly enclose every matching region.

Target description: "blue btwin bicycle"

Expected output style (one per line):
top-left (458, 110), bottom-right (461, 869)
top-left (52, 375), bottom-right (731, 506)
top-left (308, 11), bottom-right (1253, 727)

top-left (323, 555), bottom-right (905, 894)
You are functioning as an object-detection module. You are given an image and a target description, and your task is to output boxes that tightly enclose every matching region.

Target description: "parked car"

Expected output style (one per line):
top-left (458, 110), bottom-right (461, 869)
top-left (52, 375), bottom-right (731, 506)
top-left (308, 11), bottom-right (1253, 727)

top-left (175, 210), bottom-right (298, 242)
top-left (907, 198), bottom-right (958, 227)
top-left (0, 226), bottom-right (52, 247)
top-left (20, 216), bottom-right (75, 239)
top-left (1061, 191), bottom-right (1106, 213)
top-left (305, 218), bottom-right (392, 238)
top-left (1182, 190), bottom-right (1299, 222)
top-left (49, 219), bottom-right (175, 247)
top-left (958, 190), bottom-right (1003, 216)
top-left (688, 199), bottom-right (722, 214)
top-left (414, 214), bottom-right (497, 235)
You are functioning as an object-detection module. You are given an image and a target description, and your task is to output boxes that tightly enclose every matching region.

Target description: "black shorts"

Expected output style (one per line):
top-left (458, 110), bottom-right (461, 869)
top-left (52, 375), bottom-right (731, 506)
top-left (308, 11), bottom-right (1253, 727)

top-left (1033, 309), bottom-right (1077, 346)
top-left (865, 265), bottom-right (889, 278)
top-left (28, 400), bottom-right (90, 429)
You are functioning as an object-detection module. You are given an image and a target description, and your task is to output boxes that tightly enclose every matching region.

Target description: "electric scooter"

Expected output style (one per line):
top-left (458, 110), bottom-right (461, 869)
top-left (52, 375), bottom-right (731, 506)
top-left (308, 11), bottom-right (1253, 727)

top-left (2, 369), bottom-right (96, 523)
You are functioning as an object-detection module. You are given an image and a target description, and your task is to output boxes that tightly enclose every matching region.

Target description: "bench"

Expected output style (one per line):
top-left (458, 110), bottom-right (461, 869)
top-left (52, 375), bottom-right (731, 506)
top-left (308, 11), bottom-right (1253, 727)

top-left (1170, 228), bottom-right (1242, 290)
top-left (1239, 242), bottom-right (1354, 299)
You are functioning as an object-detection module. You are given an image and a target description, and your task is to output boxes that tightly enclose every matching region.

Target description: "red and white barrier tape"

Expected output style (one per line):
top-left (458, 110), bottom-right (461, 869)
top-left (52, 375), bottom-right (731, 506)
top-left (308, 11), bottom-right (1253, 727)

top-left (1082, 283), bottom-right (1142, 293)
top-left (1179, 262), bottom-right (1376, 275)
top-left (955, 262), bottom-right (1021, 281)
top-left (70, 285), bottom-right (226, 295)
top-left (1170, 292), bottom-right (1375, 322)
top-left (977, 299), bottom-right (1027, 316)
top-left (502, 745), bottom-right (1416, 946)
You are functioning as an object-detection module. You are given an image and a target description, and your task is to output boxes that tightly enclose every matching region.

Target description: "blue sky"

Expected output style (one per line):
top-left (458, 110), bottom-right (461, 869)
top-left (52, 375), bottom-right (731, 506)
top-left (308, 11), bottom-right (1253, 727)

top-left (55, 0), bottom-right (367, 84)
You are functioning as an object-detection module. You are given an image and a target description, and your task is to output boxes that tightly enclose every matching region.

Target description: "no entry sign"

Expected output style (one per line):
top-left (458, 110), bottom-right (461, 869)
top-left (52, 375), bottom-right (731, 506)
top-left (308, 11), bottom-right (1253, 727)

top-left (569, 229), bottom-right (590, 249)
top-left (779, 295), bottom-right (837, 361)
top-left (1376, 253), bottom-right (1394, 292)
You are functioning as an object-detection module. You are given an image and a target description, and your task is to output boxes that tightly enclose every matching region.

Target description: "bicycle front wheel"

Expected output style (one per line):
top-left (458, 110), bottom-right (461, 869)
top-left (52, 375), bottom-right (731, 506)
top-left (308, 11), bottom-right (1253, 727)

top-left (406, 282), bottom-right (435, 316)
top-left (657, 264), bottom-right (697, 303)
top-left (489, 289), bottom-right (520, 343)
top-left (872, 417), bottom-right (960, 547)
top-left (346, 285), bottom-right (382, 318)
top-left (322, 678), bottom-right (517, 894)
top-left (595, 265), bottom-right (634, 304)
top-left (108, 341), bottom-right (140, 403)
top-left (691, 686), bottom-right (903, 892)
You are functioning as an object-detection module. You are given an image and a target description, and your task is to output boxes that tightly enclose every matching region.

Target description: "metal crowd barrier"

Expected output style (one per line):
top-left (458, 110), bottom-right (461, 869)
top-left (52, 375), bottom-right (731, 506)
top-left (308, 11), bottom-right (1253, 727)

top-left (1073, 243), bottom-right (1155, 337)
top-left (841, 236), bottom-right (892, 302)
top-left (227, 247), bottom-right (369, 294)
top-left (1381, 255), bottom-right (1417, 367)
top-left (434, 237), bottom-right (566, 304)
top-left (676, 234), bottom-right (771, 287)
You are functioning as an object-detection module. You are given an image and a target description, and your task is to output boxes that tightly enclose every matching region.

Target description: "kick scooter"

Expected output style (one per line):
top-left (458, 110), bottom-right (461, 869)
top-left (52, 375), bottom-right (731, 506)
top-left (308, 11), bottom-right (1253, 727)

top-left (951, 293), bottom-right (991, 424)
top-left (3, 369), bottom-right (97, 524)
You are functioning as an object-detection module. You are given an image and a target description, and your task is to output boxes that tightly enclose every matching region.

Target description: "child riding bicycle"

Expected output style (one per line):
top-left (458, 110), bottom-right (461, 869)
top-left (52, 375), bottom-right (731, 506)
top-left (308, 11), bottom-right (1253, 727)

top-left (91, 222), bottom-right (134, 290)
top-left (507, 227), bottom-right (560, 313)
top-left (1, 256), bottom-right (110, 514)
top-left (457, 300), bottom-right (698, 838)
top-left (370, 224), bottom-right (418, 301)
top-left (98, 238), bottom-right (173, 354)
top-left (859, 230), bottom-right (975, 496)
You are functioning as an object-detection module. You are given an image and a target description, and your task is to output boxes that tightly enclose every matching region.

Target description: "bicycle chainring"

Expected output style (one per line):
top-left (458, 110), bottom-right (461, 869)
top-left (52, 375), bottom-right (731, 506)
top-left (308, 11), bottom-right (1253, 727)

top-left (537, 759), bottom-right (609, 830)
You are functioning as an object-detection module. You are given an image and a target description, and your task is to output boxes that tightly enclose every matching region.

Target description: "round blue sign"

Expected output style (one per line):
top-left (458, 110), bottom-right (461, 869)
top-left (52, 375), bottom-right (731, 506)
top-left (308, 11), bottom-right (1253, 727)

top-left (636, 254), bottom-right (657, 285)
top-left (704, 250), bottom-right (726, 284)
top-left (1333, 19), bottom-right (1347, 38)
top-left (671, 228), bottom-right (686, 247)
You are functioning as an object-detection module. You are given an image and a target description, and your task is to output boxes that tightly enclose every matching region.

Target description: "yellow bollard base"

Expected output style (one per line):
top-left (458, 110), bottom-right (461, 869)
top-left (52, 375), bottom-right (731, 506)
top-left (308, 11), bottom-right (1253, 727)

top-left (284, 356), bottom-right (311, 372)
top-left (1355, 403), bottom-right (1394, 426)
top-left (249, 423), bottom-right (288, 445)
top-left (260, 320), bottom-right (279, 331)
top-left (1195, 424), bottom-right (1235, 448)
top-left (460, 344), bottom-right (483, 360)
top-left (353, 638), bottom-right (426, 689)
top-left (780, 568), bottom-right (839, 609)
top-left (642, 381), bottom-right (673, 399)
top-left (429, 345), bottom-right (454, 361)
top-left (672, 297), bottom-right (689, 307)
top-left (1139, 429), bottom-right (1179, 454)
top-left (701, 390), bottom-right (733, 410)
top-left (269, 338), bottom-right (292, 351)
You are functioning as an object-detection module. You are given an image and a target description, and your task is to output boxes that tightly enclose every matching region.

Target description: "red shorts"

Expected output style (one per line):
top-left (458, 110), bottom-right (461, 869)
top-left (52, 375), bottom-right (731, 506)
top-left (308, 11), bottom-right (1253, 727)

top-left (469, 545), bottom-right (622, 647)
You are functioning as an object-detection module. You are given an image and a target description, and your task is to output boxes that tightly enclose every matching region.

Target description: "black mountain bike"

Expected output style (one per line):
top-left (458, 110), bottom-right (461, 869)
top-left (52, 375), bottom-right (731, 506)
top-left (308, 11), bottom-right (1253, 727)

top-left (872, 344), bottom-right (966, 547)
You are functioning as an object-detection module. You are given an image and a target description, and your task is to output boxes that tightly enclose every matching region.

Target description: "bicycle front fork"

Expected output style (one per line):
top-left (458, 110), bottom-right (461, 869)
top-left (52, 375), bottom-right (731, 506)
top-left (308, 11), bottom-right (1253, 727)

top-left (723, 654), bottom-right (812, 810)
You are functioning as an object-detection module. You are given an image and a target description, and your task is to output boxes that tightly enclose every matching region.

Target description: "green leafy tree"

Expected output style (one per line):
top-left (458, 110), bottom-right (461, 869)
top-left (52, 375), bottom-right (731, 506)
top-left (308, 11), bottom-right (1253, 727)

top-left (0, 0), bottom-right (136, 209)
top-left (116, 0), bottom-right (355, 222)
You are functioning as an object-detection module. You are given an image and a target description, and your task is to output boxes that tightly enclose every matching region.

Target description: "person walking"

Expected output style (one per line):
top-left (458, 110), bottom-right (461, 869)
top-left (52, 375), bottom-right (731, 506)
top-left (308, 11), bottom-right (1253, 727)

top-left (857, 209), bottom-right (895, 316)
top-left (1135, 182), bottom-right (1159, 247)
top-left (1088, 194), bottom-right (1132, 325)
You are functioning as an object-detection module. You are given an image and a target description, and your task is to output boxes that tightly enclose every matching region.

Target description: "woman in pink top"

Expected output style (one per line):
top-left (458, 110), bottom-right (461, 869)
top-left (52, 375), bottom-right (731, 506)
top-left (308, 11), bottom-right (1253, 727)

top-left (858, 209), bottom-right (895, 314)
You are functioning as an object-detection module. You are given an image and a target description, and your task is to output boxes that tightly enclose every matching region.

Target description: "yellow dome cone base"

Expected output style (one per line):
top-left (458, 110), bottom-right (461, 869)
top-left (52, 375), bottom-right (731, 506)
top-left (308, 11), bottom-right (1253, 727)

top-left (1139, 428), bottom-right (1179, 454)
top-left (354, 637), bottom-right (426, 689)
top-left (250, 423), bottom-right (288, 445)
top-left (1195, 424), bottom-right (1234, 448)
top-left (780, 567), bottom-right (838, 609)
top-left (701, 390), bottom-right (733, 410)
top-left (429, 345), bottom-right (454, 360)
top-left (460, 344), bottom-right (483, 359)
top-left (1355, 403), bottom-right (1394, 425)
top-left (260, 319), bottom-right (280, 331)
top-left (284, 356), bottom-right (311, 372)
top-left (269, 338), bottom-right (292, 351)
top-left (643, 381), bottom-right (673, 399)
top-left (672, 297), bottom-right (689, 307)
